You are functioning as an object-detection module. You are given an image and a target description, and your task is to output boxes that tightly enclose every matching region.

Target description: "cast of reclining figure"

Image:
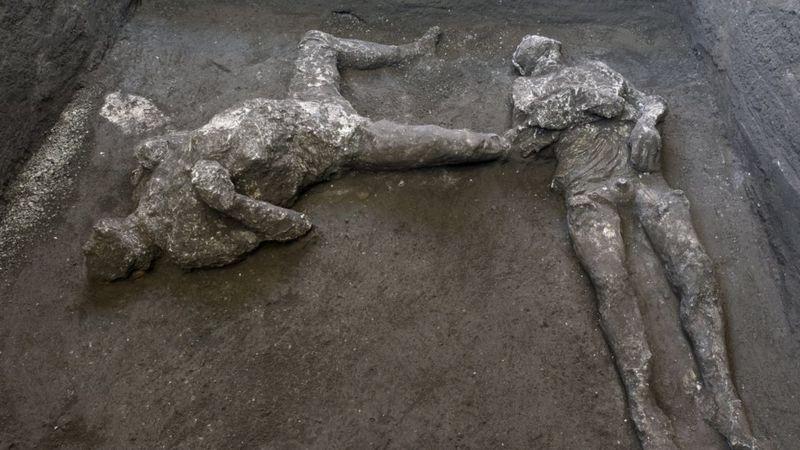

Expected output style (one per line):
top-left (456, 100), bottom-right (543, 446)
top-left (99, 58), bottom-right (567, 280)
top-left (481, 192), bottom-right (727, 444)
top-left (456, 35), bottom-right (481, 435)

top-left (83, 27), bottom-right (507, 280)
top-left (507, 35), bottom-right (756, 449)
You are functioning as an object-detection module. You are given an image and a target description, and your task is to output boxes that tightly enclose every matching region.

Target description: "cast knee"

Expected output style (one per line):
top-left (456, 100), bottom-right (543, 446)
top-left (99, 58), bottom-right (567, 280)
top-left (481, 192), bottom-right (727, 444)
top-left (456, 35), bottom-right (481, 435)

top-left (620, 345), bottom-right (654, 380)
top-left (673, 246), bottom-right (716, 299)
top-left (592, 271), bottom-right (635, 313)
top-left (678, 257), bottom-right (723, 336)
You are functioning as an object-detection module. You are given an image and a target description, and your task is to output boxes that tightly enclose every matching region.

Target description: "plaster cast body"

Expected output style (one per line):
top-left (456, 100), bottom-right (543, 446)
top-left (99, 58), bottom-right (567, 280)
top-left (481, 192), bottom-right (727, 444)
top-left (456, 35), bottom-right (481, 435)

top-left (509, 35), bottom-right (756, 450)
top-left (84, 28), bottom-right (507, 280)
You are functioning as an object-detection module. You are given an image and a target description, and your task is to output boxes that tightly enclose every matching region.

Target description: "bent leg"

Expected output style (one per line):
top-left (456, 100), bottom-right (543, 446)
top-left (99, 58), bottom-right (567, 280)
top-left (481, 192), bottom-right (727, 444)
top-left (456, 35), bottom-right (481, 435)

top-left (288, 28), bottom-right (440, 106)
top-left (84, 215), bottom-right (156, 281)
top-left (329, 26), bottom-right (440, 70)
top-left (289, 30), bottom-right (345, 105)
top-left (348, 119), bottom-right (507, 170)
top-left (567, 194), bottom-right (677, 450)
top-left (191, 160), bottom-right (312, 242)
top-left (635, 180), bottom-right (755, 449)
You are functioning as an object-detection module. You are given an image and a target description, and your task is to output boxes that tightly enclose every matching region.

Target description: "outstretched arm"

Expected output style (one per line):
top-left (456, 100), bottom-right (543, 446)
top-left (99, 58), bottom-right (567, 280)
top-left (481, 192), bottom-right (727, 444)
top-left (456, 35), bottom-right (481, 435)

top-left (190, 160), bottom-right (312, 241)
top-left (348, 120), bottom-right (508, 170)
top-left (505, 125), bottom-right (561, 159)
top-left (507, 78), bottom-right (564, 159)
top-left (624, 86), bottom-right (668, 173)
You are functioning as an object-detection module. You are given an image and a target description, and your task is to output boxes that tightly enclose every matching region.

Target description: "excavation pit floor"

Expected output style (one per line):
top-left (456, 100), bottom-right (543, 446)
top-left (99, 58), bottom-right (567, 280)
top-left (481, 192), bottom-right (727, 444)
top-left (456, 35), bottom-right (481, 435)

top-left (1, 1), bottom-right (799, 448)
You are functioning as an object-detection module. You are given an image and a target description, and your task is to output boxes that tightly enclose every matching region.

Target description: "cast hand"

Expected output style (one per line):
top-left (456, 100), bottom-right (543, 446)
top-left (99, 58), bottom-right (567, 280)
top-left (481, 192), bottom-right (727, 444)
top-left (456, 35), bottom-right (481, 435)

top-left (480, 133), bottom-right (511, 160)
top-left (272, 210), bottom-right (313, 242)
top-left (629, 123), bottom-right (661, 172)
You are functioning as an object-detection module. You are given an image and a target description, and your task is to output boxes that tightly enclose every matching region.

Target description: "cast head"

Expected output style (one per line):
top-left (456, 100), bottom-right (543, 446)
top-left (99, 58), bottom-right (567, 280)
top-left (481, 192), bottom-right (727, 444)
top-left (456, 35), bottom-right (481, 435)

top-left (512, 35), bottom-right (563, 76)
top-left (83, 216), bottom-right (155, 281)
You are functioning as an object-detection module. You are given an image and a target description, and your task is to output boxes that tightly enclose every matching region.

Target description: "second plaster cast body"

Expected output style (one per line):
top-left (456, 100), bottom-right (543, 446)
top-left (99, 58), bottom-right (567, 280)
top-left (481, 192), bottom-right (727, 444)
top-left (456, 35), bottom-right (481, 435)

top-left (508, 35), bottom-right (756, 450)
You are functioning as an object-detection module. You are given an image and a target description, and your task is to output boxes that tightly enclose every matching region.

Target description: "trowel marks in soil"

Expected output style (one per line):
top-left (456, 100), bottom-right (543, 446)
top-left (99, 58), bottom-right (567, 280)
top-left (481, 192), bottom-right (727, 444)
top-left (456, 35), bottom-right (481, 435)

top-left (100, 91), bottom-right (169, 135)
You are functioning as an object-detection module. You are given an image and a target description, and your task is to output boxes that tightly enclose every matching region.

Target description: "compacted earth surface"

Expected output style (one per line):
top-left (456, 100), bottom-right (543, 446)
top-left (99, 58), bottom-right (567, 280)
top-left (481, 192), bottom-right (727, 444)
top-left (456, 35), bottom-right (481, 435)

top-left (2, 1), bottom-right (799, 448)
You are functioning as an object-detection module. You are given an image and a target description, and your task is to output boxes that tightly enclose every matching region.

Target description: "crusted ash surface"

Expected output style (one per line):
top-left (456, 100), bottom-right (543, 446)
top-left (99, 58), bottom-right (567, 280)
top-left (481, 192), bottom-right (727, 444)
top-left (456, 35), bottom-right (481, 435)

top-left (0, 0), bottom-right (134, 199)
top-left (0, 88), bottom-right (99, 269)
top-left (677, 0), bottom-right (800, 333)
top-left (1, 1), bottom-right (799, 448)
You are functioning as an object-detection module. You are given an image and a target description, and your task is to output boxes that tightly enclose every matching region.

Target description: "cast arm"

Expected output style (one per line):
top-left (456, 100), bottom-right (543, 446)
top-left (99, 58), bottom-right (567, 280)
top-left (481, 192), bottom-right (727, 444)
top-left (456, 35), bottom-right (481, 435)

top-left (190, 160), bottom-right (312, 241)
top-left (507, 97), bottom-right (562, 159)
top-left (624, 86), bottom-right (668, 173)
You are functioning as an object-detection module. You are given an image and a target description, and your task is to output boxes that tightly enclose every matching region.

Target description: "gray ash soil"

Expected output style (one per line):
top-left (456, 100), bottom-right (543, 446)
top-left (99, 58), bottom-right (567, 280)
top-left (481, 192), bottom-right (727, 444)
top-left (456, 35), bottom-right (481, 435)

top-left (1, 1), bottom-right (799, 448)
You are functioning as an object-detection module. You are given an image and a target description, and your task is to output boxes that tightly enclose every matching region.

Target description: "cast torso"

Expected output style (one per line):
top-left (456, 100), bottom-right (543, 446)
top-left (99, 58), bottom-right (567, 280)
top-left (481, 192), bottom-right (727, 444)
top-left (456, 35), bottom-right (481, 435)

top-left (512, 61), bottom-right (639, 193)
top-left (132, 98), bottom-right (366, 267)
top-left (551, 120), bottom-right (635, 194)
top-left (193, 98), bottom-right (366, 205)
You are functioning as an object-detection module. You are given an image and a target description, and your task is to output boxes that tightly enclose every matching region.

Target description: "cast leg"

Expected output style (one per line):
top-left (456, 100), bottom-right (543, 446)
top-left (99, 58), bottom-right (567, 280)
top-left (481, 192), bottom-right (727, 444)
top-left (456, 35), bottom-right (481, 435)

top-left (348, 120), bottom-right (507, 170)
top-left (191, 160), bottom-right (312, 242)
top-left (567, 194), bottom-right (677, 450)
top-left (635, 181), bottom-right (756, 450)
top-left (288, 27), bottom-right (440, 106)
top-left (329, 26), bottom-right (440, 70)
top-left (84, 215), bottom-right (157, 281)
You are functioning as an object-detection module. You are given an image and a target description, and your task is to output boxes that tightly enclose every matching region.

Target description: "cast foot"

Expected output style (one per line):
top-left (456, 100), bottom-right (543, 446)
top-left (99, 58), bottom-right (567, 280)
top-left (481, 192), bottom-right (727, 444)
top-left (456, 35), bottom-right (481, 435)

top-left (638, 413), bottom-right (679, 450)
top-left (631, 395), bottom-right (679, 450)
top-left (712, 397), bottom-right (760, 450)
top-left (414, 26), bottom-right (441, 56)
